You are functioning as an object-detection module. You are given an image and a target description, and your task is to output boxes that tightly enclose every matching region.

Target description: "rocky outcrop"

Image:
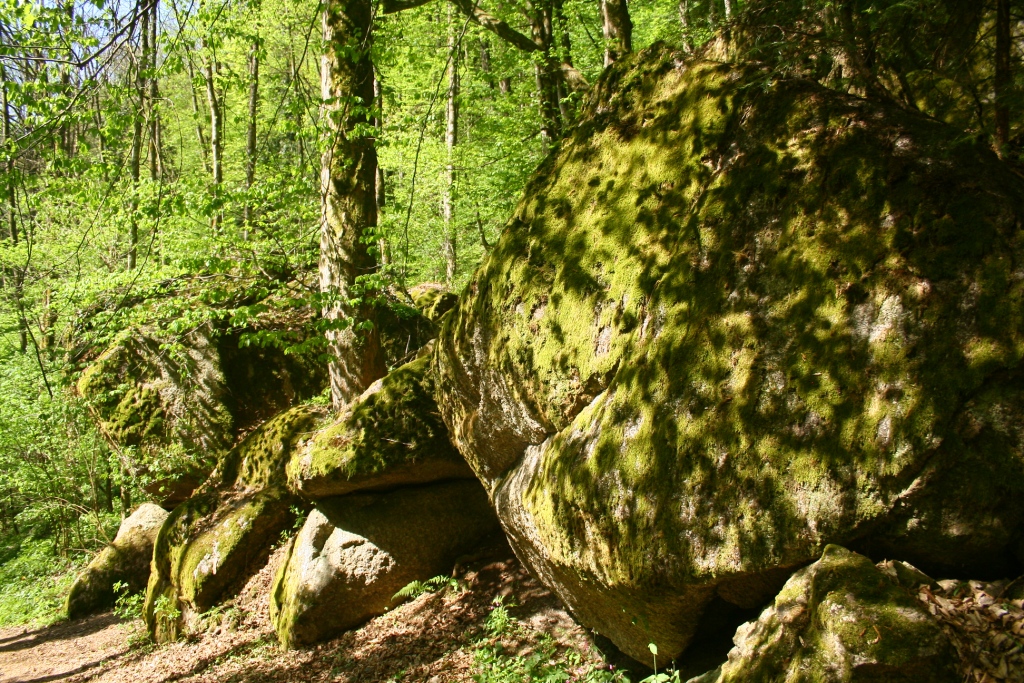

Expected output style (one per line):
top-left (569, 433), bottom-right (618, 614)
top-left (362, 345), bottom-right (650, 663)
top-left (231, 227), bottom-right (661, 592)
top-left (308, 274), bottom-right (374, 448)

top-left (144, 406), bottom-right (320, 642)
top-left (695, 546), bottom-right (958, 683)
top-left (79, 312), bottom-right (328, 509)
top-left (287, 354), bottom-right (474, 499)
top-left (435, 45), bottom-right (1024, 663)
top-left (65, 503), bottom-right (168, 619)
top-left (270, 479), bottom-right (501, 648)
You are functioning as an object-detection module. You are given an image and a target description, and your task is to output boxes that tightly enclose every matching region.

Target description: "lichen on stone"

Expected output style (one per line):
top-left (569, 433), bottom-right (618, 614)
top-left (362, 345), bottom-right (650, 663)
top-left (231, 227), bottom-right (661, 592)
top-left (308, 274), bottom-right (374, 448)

top-left (288, 355), bottom-right (472, 499)
top-left (142, 405), bottom-right (317, 642)
top-left (436, 42), bottom-right (1024, 662)
top-left (710, 545), bottom-right (958, 683)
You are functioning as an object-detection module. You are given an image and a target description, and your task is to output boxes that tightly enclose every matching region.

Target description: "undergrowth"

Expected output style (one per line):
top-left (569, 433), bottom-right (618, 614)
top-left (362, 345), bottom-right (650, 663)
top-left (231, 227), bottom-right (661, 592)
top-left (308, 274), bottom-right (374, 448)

top-left (0, 537), bottom-right (89, 627)
top-left (472, 598), bottom-right (630, 683)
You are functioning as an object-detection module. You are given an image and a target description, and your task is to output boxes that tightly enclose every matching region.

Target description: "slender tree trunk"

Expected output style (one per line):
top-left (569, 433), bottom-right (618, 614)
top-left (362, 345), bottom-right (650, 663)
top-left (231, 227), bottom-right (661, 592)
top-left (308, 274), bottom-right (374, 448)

top-left (2, 74), bottom-right (16, 248)
top-left (601, 0), bottom-right (632, 66)
top-left (480, 38), bottom-right (495, 91)
top-left (185, 53), bottom-right (211, 174)
top-left (202, 42), bottom-right (223, 232)
top-left (529, 0), bottom-right (561, 146)
top-left (148, 0), bottom-right (161, 182)
top-left (2, 73), bottom-right (26, 354)
top-left (995, 0), bottom-right (1011, 154)
top-left (373, 71), bottom-right (389, 266)
top-left (722, 0), bottom-right (732, 20)
top-left (679, 0), bottom-right (692, 51)
top-left (244, 33), bottom-right (260, 236)
top-left (92, 91), bottom-right (109, 182)
top-left (128, 12), bottom-right (145, 271)
top-left (441, 3), bottom-right (459, 287)
top-left (553, 0), bottom-right (574, 122)
top-left (320, 0), bottom-right (387, 409)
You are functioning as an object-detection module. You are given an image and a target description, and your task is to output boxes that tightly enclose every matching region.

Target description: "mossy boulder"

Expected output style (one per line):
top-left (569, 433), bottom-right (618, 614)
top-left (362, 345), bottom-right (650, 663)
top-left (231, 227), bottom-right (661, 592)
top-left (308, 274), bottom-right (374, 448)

top-left (79, 316), bottom-right (328, 509)
top-left (143, 406), bottom-right (320, 642)
top-left (78, 326), bottom-right (233, 491)
top-left (287, 355), bottom-right (473, 499)
top-left (410, 284), bottom-right (458, 323)
top-left (435, 45), bottom-right (1024, 663)
top-left (269, 479), bottom-right (500, 649)
top-left (65, 503), bottom-right (168, 620)
top-left (701, 546), bottom-right (958, 683)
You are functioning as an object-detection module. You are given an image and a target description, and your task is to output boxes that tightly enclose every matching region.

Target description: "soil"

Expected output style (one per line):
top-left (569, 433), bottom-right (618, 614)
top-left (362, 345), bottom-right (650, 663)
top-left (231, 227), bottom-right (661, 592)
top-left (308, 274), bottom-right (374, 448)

top-left (3, 539), bottom-right (1021, 683)
top-left (0, 539), bottom-right (626, 683)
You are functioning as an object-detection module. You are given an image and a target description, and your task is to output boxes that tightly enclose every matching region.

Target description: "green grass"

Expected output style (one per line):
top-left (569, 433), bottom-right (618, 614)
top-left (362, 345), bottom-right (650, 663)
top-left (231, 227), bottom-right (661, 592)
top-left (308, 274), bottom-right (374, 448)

top-left (0, 538), bottom-right (89, 628)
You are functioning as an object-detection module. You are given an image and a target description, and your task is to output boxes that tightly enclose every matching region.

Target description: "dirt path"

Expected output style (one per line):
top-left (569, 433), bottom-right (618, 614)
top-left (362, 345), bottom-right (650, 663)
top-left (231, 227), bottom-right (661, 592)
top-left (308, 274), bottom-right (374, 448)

top-left (0, 543), bottom-right (627, 683)
top-left (0, 612), bottom-right (133, 683)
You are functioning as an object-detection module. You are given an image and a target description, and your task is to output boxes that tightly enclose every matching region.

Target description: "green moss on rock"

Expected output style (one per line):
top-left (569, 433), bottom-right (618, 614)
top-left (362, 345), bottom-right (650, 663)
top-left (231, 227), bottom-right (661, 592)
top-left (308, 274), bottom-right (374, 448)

top-left (142, 406), bottom-right (317, 642)
top-left (66, 503), bottom-right (168, 620)
top-left (287, 355), bottom-right (472, 499)
top-left (436, 44), bottom-right (1024, 663)
top-left (710, 545), bottom-right (958, 683)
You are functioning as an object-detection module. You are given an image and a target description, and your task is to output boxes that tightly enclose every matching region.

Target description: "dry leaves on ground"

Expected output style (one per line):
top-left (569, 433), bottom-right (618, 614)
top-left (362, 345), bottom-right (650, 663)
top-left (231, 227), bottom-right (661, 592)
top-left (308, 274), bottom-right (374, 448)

top-left (917, 578), bottom-right (1024, 683)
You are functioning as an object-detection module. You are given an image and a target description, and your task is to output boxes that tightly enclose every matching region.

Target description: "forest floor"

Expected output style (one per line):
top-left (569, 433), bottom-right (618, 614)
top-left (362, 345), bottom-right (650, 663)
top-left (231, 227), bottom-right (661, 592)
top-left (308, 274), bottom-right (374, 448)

top-left (2, 540), bottom-right (1024, 683)
top-left (0, 540), bottom-right (637, 683)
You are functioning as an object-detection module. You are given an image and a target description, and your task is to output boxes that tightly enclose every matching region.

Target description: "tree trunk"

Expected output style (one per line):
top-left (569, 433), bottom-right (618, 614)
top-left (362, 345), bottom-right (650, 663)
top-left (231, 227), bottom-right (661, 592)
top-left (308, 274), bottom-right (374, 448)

top-left (995, 0), bottom-right (1011, 154)
top-left (529, 0), bottom-right (562, 146)
top-left (185, 53), bottom-right (211, 174)
top-left (244, 33), bottom-right (260, 236)
top-left (374, 72), bottom-right (389, 266)
top-left (441, 3), bottom-right (459, 287)
top-left (2, 72), bottom-right (26, 354)
top-left (320, 0), bottom-right (387, 409)
top-left (722, 0), bottom-right (731, 20)
top-left (601, 0), bottom-right (632, 66)
top-left (2, 73), bottom-right (16, 248)
top-left (128, 9), bottom-right (144, 271)
top-left (679, 0), bottom-right (692, 51)
top-left (202, 41), bottom-right (223, 232)
top-left (148, 0), bottom-right (161, 182)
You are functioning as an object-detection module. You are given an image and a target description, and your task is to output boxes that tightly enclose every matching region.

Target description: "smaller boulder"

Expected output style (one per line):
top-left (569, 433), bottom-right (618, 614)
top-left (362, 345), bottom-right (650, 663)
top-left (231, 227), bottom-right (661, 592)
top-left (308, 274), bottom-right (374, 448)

top-left (66, 503), bottom-right (168, 619)
top-left (410, 284), bottom-right (457, 323)
top-left (270, 479), bottom-right (501, 648)
top-left (144, 405), bottom-right (319, 642)
top-left (287, 355), bottom-right (474, 499)
top-left (703, 546), bottom-right (958, 683)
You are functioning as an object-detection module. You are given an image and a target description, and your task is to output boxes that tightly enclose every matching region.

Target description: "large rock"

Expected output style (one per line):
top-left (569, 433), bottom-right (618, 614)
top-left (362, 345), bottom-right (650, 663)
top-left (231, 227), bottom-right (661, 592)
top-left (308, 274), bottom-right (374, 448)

top-left (144, 406), bottom-right (319, 641)
top-left (66, 503), bottom-right (168, 619)
top-left (270, 479), bottom-right (501, 648)
top-left (287, 354), bottom-right (473, 499)
top-left (698, 546), bottom-right (958, 683)
top-left (435, 46), bottom-right (1024, 663)
top-left (80, 313), bottom-right (328, 509)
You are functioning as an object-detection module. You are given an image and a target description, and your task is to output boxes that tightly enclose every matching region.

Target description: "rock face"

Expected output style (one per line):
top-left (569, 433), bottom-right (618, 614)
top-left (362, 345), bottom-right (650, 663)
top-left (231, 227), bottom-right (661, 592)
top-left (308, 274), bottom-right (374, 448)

top-left (270, 479), bottom-right (500, 648)
top-left (65, 503), bottom-right (168, 619)
top-left (80, 318), bottom-right (327, 509)
top-left (435, 46), bottom-right (1024, 663)
top-left (287, 355), bottom-right (474, 499)
top-left (144, 406), bottom-right (320, 642)
top-left (701, 546), bottom-right (958, 683)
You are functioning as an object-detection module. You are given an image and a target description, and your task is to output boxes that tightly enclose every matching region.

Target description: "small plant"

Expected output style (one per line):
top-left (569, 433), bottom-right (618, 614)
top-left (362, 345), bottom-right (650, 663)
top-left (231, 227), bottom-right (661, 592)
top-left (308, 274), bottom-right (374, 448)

top-left (152, 593), bottom-right (181, 636)
top-left (640, 643), bottom-right (681, 683)
top-left (112, 581), bottom-right (145, 621)
top-left (392, 574), bottom-right (462, 602)
top-left (484, 596), bottom-right (514, 637)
